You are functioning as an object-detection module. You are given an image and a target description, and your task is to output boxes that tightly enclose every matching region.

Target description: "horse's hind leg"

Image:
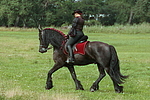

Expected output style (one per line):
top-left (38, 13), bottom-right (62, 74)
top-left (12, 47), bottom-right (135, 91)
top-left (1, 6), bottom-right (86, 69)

top-left (106, 70), bottom-right (123, 93)
top-left (67, 66), bottom-right (84, 90)
top-left (112, 80), bottom-right (123, 93)
top-left (90, 63), bottom-right (106, 92)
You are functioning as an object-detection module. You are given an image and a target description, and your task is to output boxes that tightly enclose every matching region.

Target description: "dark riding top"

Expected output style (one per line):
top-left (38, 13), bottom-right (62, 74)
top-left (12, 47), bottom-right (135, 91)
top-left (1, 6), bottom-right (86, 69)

top-left (69, 16), bottom-right (84, 34)
top-left (67, 16), bottom-right (85, 46)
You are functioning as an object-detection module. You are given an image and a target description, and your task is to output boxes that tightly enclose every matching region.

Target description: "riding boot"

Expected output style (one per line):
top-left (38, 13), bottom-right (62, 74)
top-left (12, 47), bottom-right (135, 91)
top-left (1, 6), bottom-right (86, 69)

top-left (66, 45), bottom-right (75, 63)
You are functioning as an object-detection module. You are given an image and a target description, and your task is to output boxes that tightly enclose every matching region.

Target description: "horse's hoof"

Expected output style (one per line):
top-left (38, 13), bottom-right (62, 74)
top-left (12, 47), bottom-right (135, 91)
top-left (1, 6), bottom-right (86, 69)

top-left (66, 58), bottom-right (75, 64)
top-left (115, 86), bottom-right (123, 93)
top-left (115, 90), bottom-right (123, 93)
top-left (90, 85), bottom-right (99, 92)
top-left (90, 88), bottom-right (95, 92)
top-left (45, 85), bottom-right (53, 90)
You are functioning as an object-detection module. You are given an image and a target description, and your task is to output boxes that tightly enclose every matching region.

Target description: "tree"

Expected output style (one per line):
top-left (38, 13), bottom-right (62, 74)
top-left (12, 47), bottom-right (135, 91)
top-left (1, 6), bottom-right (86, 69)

top-left (0, 0), bottom-right (149, 27)
top-left (43, 0), bottom-right (75, 26)
top-left (132, 0), bottom-right (150, 23)
top-left (106, 1), bottom-right (131, 24)
top-left (107, 0), bottom-right (150, 24)
top-left (0, 0), bottom-right (20, 26)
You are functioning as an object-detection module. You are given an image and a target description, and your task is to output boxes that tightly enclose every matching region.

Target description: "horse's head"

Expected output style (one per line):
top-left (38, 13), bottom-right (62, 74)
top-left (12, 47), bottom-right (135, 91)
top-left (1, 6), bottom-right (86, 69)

top-left (38, 28), bottom-right (49, 53)
top-left (38, 27), bottom-right (66, 53)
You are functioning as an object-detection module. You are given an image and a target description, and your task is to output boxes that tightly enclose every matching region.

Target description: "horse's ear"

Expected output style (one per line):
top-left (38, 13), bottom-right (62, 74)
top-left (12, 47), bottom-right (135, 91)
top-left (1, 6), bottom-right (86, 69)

top-left (38, 25), bottom-right (42, 33)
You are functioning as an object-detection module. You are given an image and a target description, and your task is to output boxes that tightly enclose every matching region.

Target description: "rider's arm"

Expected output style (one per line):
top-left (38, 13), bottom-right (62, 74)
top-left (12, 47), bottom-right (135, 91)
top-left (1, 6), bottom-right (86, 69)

top-left (71, 17), bottom-right (78, 28)
top-left (68, 17), bottom-right (79, 35)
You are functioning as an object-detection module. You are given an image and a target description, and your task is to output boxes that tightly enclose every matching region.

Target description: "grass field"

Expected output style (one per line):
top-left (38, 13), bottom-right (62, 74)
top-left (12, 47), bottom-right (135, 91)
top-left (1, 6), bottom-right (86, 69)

top-left (0, 25), bottom-right (150, 100)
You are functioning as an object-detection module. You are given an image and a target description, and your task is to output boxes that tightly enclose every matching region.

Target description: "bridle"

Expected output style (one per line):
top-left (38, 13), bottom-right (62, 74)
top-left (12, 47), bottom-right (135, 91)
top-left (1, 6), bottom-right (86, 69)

top-left (39, 44), bottom-right (53, 50)
top-left (39, 28), bottom-right (68, 52)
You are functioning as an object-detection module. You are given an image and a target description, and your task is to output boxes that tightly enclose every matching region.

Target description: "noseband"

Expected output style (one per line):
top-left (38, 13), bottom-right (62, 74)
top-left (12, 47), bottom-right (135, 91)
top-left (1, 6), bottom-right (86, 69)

top-left (39, 45), bottom-right (53, 50)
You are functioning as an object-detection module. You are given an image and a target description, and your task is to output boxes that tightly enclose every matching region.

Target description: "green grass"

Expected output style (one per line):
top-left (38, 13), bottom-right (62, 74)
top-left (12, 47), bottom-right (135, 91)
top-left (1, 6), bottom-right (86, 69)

top-left (84, 23), bottom-right (150, 34)
top-left (0, 26), bottom-right (150, 100)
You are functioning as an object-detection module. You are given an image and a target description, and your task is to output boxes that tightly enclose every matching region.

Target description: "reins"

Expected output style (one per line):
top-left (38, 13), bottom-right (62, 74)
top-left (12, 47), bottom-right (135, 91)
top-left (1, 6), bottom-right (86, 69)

top-left (60, 37), bottom-right (68, 50)
top-left (39, 45), bottom-right (53, 50)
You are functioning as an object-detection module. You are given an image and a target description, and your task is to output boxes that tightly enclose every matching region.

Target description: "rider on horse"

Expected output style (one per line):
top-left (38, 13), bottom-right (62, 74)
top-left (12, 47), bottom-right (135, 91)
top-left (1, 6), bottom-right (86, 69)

top-left (66, 9), bottom-right (85, 63)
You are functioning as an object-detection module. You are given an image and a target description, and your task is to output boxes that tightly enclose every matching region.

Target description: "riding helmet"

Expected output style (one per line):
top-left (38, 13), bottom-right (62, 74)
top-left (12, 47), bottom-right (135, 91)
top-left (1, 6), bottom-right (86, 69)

top-left (72, 9), bottom-right (83, 15)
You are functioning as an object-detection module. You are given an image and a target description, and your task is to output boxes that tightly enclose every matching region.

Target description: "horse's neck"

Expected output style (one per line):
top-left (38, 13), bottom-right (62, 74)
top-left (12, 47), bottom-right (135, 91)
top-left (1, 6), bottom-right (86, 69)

top-left (46, 29), bottom-right (66, 51)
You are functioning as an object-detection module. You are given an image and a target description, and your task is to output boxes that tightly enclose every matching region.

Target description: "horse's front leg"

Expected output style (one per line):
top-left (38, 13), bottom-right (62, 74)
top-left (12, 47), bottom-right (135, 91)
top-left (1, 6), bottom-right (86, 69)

top-left (67, 65), bottom-right (84, 90)
top-left (45, 64), bottom-right (62, 90)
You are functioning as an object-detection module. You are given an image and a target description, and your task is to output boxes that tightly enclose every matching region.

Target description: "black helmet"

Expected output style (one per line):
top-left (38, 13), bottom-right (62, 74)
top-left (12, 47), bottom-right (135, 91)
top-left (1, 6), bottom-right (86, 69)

top-left (72, 9), bottom-right (83, 15)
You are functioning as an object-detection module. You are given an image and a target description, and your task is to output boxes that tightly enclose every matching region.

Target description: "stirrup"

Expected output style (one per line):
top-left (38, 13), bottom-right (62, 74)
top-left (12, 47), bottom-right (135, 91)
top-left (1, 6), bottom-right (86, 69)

top-left (66, 57), bottom-right (75, 63)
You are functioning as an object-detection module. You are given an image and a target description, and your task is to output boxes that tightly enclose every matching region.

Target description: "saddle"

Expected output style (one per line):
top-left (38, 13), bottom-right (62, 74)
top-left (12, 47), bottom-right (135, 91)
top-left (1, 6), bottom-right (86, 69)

top-left (64, 35), bottom-right (89, 55)
top-left (77, 35), bottom-right (88, 43)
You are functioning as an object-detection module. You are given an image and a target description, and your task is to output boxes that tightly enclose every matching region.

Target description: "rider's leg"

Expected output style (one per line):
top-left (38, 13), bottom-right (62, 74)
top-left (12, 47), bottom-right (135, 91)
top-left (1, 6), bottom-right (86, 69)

top-left (66, 44), bottom-right (74, 63)
top-left (66, 31), bottom-right (84, 63)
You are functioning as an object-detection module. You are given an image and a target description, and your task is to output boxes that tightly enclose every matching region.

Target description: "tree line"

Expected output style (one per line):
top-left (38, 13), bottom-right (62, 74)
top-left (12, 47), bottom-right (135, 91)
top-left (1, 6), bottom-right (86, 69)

top-left (0, 0), bottom-right (149, 27)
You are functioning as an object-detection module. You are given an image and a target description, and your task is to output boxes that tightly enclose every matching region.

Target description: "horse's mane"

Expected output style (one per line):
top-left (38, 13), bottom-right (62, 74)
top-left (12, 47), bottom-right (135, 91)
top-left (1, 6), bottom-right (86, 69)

top-left (44, 28), bottom-right (66, 38)
top-left (43, 28), bottom-right (66, 49)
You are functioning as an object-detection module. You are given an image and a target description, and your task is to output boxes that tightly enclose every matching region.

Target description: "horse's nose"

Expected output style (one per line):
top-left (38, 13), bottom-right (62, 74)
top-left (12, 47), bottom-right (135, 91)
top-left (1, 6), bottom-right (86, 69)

top-left (39, 48), bottom-right (47, 53)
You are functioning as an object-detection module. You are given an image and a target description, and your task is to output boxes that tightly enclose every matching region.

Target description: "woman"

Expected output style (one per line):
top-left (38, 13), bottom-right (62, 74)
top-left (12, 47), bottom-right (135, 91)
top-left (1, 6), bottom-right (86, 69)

top-left (66, 9), bottom-right (85, 63)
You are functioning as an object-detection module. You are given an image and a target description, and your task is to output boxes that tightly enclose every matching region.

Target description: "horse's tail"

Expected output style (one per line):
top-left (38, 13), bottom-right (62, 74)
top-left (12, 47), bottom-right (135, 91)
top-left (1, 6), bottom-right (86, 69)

top-left (109, 45), bottom-right (128, 84)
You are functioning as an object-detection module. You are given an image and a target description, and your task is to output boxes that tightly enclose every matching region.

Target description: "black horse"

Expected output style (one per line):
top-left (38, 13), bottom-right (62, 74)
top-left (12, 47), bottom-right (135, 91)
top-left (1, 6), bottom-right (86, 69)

top-left (38, 28), bottom-right (128, 93)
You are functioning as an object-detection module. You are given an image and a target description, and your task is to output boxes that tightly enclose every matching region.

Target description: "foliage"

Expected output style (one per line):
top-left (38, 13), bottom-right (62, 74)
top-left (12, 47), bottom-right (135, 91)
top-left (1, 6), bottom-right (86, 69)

top-left (0, 0), bottom-right (149, 27)
top-left (85, 20), bottom-right (101, 26)
top-left (132, 0), bottom-right (150, 23)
